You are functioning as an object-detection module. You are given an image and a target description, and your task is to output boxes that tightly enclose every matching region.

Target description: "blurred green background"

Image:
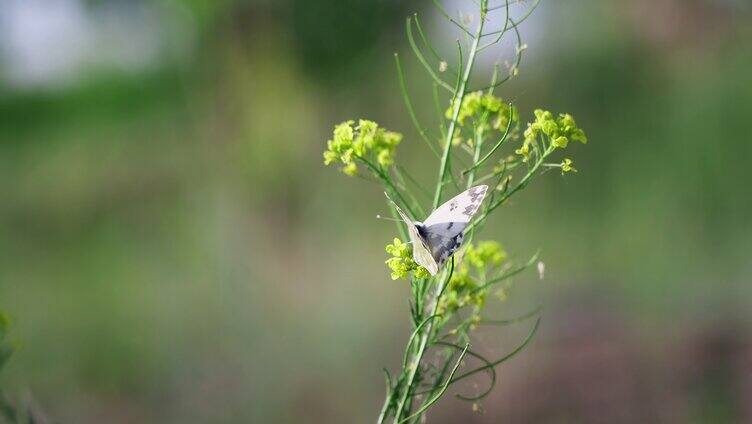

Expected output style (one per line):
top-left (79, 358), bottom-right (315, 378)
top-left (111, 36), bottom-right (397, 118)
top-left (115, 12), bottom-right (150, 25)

top-left (1, 0), bottom-right (751, 422)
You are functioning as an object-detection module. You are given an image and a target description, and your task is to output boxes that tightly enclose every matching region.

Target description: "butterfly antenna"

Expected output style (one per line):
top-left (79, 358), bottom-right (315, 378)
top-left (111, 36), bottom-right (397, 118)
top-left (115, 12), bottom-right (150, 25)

top-left (376, 214), bottom-right (403, 223)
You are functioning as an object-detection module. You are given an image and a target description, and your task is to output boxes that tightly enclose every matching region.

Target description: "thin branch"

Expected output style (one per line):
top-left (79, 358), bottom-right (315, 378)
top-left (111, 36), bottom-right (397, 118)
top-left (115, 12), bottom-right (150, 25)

top-left (402, 315), bottom-right (442, 370)
top-left (465, 123), bottom-right (485, 188)
top-left (430, 0), bottom-right (475, 38)
top-left (481, 304), bottom-right (542, 326)
top-left (394, 53), bottom-right (440, 158)
top-left (377, 368), bottom-right (394, 423)
top-left (396, 164), bottom-right (432, 201)
top-left (414, 13), bottom-right (458, 77)
top-left (454, 40), bottom-right (464, 98)
top-left (391, 167), bottom-right (428, 217)
top-left (446, 317), bottom-right (540, 385)
top-left (471, 250), bottom-right (540, 293)
top-left (466, 144), bottom-right (554, 231)
top-left (481, 0), bottom-right (540, 38)
top-left (432, 82), bottom-right (447, 140)
top-left (487, 62), bottom-right (501, 95)
top-left (434, 342), bottom-right (498, 401)
top-left (433, 10), bottom-right (486, 209)
top-left (471, 16), bottom-right (523, 90)
top-left (479, 0), bottom-right (511, 50)
top-left (398, 343), bottom-right (469, 423)
top-left (406, 17), bottom-right (455, 93)
top-left (487, 0), bottom-right (525, 12)
top-left (462, 104), bottom-right (515, 175)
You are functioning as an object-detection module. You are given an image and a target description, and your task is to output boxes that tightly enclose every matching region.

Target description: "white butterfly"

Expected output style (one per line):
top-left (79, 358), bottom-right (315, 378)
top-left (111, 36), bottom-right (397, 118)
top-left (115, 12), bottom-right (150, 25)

top-left (386, 185), bottom-right (489, 275)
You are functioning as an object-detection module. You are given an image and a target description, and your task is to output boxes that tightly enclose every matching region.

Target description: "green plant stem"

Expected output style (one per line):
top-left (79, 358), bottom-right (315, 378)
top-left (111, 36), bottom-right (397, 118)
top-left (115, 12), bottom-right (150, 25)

top-left (471, 250), bottom-right (540, 294)
top-left (481, 0), bottom-right (540, 38)
top-left (472, 16), bottom-right (523, 92)
top-left (398, 343), bottom-right (469, 423)
top-left (377, 369), bottom-right (394, 424)
top-left (466, 125), bottom-right (485, 188)
top-left (433, 342), bottom-right (497, 401)
top-left (402, 315), bottom-right (442, 370)
top-left (462, 104), bottom-right (514, 176)
top-left (430, 0), bottom-right (474, 37)
top-left (391, 260), bottom-right (455, 423)
top-left (406, 18), bottom-right (454, 93)
top-left (481, 305), bottom-right (542, 326)
top-left (433, 4), bottom-right (487, 209)
top-left (414, 14), bottom-right (457, 77)
top-left (445, 317), bottom-right (540, 385)
top-left (414, 348), bottom-right (456, 414)
top-left (394, 53), bottom-right (440, 158)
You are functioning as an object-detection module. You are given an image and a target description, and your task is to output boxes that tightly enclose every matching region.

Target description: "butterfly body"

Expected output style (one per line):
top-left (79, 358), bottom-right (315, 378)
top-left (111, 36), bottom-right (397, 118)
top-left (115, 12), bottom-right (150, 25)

top-left (387, 185), bottom-right (488, 276)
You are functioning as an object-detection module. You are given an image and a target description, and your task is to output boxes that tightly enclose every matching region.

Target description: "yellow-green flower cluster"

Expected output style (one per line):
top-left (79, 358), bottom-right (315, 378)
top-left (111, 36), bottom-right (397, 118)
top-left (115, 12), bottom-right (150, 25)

top-left (561, 158), bottom-right (576, 174)
top-left (436, 241), bottom-right (507, 316)
top-left (323, 120), bottom-right (402, 176)
top-left (446, 92), bottom-right (519, 129)
top-left (385, 238), bottom-right (429, 280)
top-left (437, 265), bottom-right (487, 315)
top-left (465, 241), bottom-right (507, 269)
top-left (517, 109), bottom-right (587, 162)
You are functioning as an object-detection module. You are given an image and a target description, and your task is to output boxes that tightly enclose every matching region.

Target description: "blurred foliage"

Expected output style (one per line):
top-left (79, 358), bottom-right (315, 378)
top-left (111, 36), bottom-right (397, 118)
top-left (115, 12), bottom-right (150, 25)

top-left (290, 0), bottom-right (406, 81)
top-left (0, 312), bottom-right (12, 373)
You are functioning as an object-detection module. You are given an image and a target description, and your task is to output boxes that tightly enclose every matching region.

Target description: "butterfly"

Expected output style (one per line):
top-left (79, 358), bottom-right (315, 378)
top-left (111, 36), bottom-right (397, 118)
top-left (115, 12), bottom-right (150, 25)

top-left (386, 185), bottom-right (489, 276)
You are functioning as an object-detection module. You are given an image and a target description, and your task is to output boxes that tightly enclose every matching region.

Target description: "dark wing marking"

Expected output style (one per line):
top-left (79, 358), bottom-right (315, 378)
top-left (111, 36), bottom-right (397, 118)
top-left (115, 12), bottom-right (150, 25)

top-left (423, 222), bottom-right (467, 267)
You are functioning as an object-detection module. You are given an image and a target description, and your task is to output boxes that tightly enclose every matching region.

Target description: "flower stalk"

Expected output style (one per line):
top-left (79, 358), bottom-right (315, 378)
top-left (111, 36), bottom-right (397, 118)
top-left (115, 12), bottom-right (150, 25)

top-left (433, 1), bottom-right (487, 209)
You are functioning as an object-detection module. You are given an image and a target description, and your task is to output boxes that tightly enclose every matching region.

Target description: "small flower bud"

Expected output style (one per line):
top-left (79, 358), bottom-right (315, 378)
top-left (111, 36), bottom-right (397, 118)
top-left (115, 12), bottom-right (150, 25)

top-left (342, 162), bottom-right (358, 176)
top-left (552, 136), bottom-right (569, 148)
top-left (537, 261), bottom-right (545, 280)
top-left (561, 158), bottom-right (577, 174)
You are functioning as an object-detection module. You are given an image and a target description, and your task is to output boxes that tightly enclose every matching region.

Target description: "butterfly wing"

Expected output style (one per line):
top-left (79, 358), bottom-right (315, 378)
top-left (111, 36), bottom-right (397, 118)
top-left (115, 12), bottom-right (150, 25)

top-left (421, 185), bottom-right (488, 267)
top-left (384, 193), bottom-right (439, 275)
top-left (423, 185), bottom-right (489, 227)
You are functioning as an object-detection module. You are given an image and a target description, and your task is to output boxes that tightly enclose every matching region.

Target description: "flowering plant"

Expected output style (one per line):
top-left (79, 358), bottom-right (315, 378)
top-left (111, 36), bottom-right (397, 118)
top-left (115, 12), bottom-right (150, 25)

top-left (323, 1), bottom-right (587, 421)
